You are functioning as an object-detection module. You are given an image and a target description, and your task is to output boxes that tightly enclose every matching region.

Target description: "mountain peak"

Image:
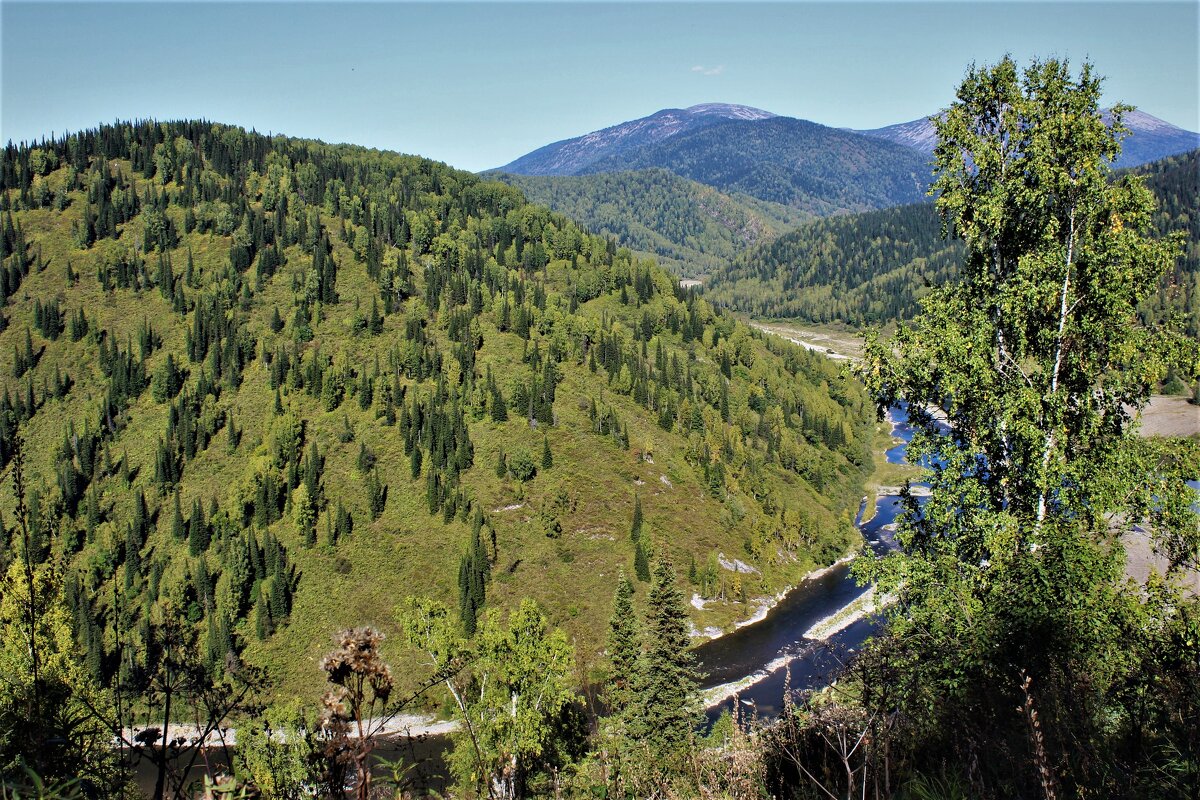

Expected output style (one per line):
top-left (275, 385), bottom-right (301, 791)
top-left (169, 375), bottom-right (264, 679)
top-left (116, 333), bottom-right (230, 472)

top-left (684, 103), bottom-right (777, 120)
top-left (495, 103), bottom-right (778, 176)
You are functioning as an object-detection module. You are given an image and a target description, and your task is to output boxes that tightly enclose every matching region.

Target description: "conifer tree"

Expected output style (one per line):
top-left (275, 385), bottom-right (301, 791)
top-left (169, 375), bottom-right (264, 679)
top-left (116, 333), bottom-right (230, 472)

top-left (540, 436), bottom-right (553, 470)
top-left (171, 493), bottom-right (185, 541)
top-left (292, 484), bottom-right (315, 548)
top-left (626, 555), bottom-right (700, 761)
top-left (607, 571), bottom-right (639, 708)
top-left (254, 595), bottom-right (272, 640)
top-left (410, 444), bottom-right (422, 479)
top-left (630, 494), bottom-right (643, 541)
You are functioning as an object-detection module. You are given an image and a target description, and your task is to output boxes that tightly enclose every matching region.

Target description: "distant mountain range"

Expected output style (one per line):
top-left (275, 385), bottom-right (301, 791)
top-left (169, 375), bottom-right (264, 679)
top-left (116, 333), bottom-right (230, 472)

top-left (853, 108), bottom-right (1200, 169)
top-left (496, 104), bottom-right (929, 216)
top-left (492, 103), bottom-right (1199, 280)
top-left (576, 116), bottom-right (930, 215)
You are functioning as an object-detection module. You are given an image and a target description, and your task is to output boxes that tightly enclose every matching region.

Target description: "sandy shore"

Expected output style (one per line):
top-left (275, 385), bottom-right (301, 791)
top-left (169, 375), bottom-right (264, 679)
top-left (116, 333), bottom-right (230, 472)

top-left (1139, 395), bottom-right (1199, 438)
top-left (689, 552), bottom-right (858, 642)
top-left (120, 713), bottom-right (458, 748)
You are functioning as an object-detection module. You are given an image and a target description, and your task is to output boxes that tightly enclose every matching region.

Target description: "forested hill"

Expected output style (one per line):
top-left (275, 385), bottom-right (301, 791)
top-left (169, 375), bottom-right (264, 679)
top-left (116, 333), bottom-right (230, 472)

top-left (0, 121), bottom-right (873, 702)
top-left (489, 168), bottom-right (809, 277)
top-left (705, 201), bottom-right (960, 326)
top-left (706, 149), bottom-right (1200, 335)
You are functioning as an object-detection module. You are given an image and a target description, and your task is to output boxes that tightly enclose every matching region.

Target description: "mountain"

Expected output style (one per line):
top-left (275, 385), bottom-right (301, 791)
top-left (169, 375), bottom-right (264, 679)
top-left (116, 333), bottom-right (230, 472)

top-left (853, 117), bottom-right (939, 153)
top-left (706, 149), bottom-right (1200, 334)
top-left (579, 116), bottom-right (931, 215)
top-left (855, 108), bottom-right (1200, 169)
top-left (496, 103), bottom-right (776, 176)
top-left (1113, 109), bottom-right (1200, 169)
top-left (490, 168), bottom-right (809, 277)
top-left (0, 120), bottom-right (874, 703)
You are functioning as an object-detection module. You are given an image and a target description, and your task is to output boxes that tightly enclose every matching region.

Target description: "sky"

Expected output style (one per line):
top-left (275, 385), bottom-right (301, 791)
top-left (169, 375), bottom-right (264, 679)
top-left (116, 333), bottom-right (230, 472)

top-left (2, 1), bottom-right (1197, 172)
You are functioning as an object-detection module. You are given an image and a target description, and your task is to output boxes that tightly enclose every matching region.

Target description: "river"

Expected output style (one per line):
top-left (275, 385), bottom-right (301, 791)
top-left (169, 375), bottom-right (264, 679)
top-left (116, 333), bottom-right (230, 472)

top-left (697, 405), bottom-right (914, 722)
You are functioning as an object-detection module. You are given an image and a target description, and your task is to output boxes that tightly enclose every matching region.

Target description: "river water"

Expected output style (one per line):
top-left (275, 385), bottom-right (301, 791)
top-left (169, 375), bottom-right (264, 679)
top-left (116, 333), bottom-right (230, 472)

top-left (697, 406), bottom-right (915, 722)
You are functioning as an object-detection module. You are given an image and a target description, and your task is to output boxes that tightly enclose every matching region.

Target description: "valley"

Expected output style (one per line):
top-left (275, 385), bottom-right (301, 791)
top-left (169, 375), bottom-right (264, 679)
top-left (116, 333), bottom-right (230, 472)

top-left (2, 4), bottom-right (1198, 788)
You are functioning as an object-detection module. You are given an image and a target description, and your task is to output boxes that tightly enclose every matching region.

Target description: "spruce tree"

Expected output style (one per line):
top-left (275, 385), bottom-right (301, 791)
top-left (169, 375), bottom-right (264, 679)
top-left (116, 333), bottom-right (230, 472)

top-left (630, 493), bottom-right (643, 540)
top-left (540, 436), bottom-right (553, 470)
top-left (626, 555), bottom-right (700, 761)
top-left (188, 498), bottom-right (209, 556)
top-left (255, 595), bottom-right (272, 640)
top-left (171, 493), bottom-right (185, 540)
top-left (607, 571), bottom-right (639, 708)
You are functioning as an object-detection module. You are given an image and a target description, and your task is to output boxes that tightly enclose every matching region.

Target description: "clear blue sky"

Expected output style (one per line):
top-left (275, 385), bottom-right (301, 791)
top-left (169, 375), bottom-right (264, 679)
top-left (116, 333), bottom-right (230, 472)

top-left (3, 2), bottom-right (1197, 172)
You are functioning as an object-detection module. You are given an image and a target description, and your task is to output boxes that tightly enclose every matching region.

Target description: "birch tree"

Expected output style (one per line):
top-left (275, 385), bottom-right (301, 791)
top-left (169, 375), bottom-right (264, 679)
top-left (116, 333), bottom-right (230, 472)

top-left (403, 597), bottom-right (577, 799)
top-left (857, 56), bottom-right (1200, 795)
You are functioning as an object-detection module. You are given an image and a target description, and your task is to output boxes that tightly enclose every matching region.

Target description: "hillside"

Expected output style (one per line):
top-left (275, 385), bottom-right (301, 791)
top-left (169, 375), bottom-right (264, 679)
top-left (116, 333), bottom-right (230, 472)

top-left (489, 168), bottom-right (808, 277)
top-left (706, 149), bottom-right (1200, 335)
top-left (705, 202), bottom-right (960, 326)
top-left (0, 121), bottom-right (874, 704)
top-left (580, 116), bottom-right (930, 215)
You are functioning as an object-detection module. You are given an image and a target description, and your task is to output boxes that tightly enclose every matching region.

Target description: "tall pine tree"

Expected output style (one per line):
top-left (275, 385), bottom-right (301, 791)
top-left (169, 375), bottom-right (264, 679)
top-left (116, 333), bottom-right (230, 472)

top-left (625, 555), bottom-right (700, 761)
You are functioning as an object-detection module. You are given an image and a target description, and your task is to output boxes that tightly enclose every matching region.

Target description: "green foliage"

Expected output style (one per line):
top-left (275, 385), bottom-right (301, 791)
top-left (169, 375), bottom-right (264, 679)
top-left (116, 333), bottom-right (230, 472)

top-left (495, 168), bottom-right (805, 277)
top-left (458, 599), bottom-right (578, 799)
top-left (235, 702), bottom-right (316, 798)
top-left (629, 493), bottom-right (642, 540)
top-left (458, 518), bottom-right (490, 637)
top-left (624, 556), bottom-right (700, 766)
top-left (605, 571), bottom-right (639, 710)
top-left (0, 117), bottom-right (870, 708)
top-left (856, 56), bottom-right (1200, 797)
top-left (0, 557), bottom-right (121, 790)
top-left (507, 447), bottom-right (537, 482)
top-left (707, 201), bottom-right (961, 325)
top-left (709, 149), bottom-right (1200, 333)
top-left (403, 596), bottom-right (579, 799)
top-left (633, 535), bottom-right (651, 583)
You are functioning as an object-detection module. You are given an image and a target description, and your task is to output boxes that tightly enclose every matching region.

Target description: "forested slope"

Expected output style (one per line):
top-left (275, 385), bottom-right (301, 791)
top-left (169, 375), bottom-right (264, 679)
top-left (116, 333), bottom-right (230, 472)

top-left (705, 201), bottom-right (960, 325)
top-left (581, 117), bottom-right (930, 216)
top-left (0, 121), bottom-right (873, 702)
top-left (490, 168), bottom-right (807, 277)
top-left (707, 149), bottom-right (1199, 335)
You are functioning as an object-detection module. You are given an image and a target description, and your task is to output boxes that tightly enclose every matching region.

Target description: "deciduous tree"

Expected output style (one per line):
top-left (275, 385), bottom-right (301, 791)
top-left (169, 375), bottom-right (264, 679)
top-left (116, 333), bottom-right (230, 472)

top-left (857, 56), bottom-right (1200, 796)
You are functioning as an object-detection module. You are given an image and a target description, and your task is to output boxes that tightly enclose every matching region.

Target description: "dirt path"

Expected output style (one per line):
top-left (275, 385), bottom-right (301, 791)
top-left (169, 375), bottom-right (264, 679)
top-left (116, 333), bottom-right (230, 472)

top-left (750, 322), bottom-right (862, 361)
